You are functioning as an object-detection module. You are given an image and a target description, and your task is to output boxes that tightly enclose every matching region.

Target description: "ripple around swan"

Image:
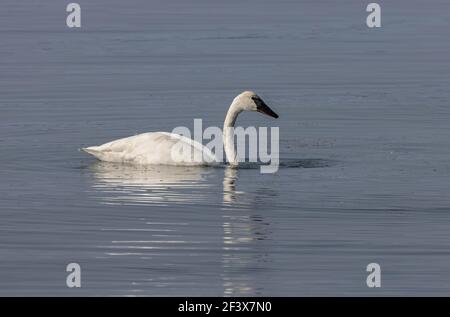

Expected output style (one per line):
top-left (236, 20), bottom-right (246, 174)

top-left (279, 158), bottom-right (337, 168)
top-left (235, 158), bottom-right (337, 169)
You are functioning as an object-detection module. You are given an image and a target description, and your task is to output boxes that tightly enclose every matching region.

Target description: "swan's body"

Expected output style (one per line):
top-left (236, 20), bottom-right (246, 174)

top-left (82, 91), bottom-right (278, 166)
top-left (83, 132), bottom-right (216, 166)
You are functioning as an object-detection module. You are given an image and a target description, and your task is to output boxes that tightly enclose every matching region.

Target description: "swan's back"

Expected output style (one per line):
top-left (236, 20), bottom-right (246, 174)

top-left (83, 132), bottom-right (217, 166)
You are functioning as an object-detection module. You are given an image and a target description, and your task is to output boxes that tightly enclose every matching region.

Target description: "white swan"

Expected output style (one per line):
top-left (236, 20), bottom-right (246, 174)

top-left (82, 91), bottom-right (279, 166)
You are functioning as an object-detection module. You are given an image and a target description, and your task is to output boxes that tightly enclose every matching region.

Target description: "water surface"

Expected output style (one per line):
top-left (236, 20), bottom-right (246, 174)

top-left (1, 0), bottom-right (450, 295)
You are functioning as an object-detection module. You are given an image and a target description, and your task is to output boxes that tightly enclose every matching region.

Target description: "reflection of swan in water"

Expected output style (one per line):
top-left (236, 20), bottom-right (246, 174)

top-left (89, 162), bottom-right (213, 206)
top-left (88, 163), bottom-right (276, 295)
top-left (221, 167), bottom-right (272, 296)
top-left (223, 167), bottom-right (245, 204)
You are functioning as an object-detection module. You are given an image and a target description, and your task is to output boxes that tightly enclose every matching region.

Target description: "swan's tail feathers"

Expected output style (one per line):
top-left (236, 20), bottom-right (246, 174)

top-left (82, 146), bottom-right (103, 158)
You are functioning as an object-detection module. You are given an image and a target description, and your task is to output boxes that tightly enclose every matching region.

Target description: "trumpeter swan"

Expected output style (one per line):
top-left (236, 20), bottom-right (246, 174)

top-left (82, 91), bottom-right (279, 166)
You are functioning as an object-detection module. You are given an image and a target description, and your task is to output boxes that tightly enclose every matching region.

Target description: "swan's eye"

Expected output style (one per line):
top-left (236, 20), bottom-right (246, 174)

top-left (251, 96), bottom-right (263, 106)
top-left (251, 96), bottom-right (260, 103)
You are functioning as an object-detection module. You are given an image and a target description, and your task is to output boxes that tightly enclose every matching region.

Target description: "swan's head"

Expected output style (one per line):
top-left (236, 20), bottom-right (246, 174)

top-left (233, 91), bottom-right (279, 118)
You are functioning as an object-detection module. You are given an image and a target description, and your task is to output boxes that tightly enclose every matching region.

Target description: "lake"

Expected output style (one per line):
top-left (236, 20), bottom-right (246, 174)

top-left (1, 0), bottom-right (450, 295)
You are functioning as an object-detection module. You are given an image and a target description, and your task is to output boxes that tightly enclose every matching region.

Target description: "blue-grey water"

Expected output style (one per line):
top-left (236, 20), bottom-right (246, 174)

top-left (1, 0), bottom-right (450, 296)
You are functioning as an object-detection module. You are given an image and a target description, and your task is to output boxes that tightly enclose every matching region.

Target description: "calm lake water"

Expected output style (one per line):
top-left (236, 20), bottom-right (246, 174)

top-left (1, 0), bottom-right (450, 296)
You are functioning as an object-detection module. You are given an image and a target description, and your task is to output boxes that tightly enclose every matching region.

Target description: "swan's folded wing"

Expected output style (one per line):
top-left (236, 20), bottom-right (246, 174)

top-left (83, 132), bottom-right (218, 165)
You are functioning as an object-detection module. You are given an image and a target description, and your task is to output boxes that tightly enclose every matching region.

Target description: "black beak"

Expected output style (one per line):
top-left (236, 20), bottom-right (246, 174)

top-left (253, 96), bottom-right (279, 119)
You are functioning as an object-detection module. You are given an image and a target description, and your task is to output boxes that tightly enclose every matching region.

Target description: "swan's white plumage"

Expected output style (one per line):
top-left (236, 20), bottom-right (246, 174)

top-left (83, 132), bottom-right (217, 166)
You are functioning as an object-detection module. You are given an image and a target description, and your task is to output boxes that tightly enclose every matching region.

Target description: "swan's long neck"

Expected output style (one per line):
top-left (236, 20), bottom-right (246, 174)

top-left (223, 102), bottom-right (242, 166)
